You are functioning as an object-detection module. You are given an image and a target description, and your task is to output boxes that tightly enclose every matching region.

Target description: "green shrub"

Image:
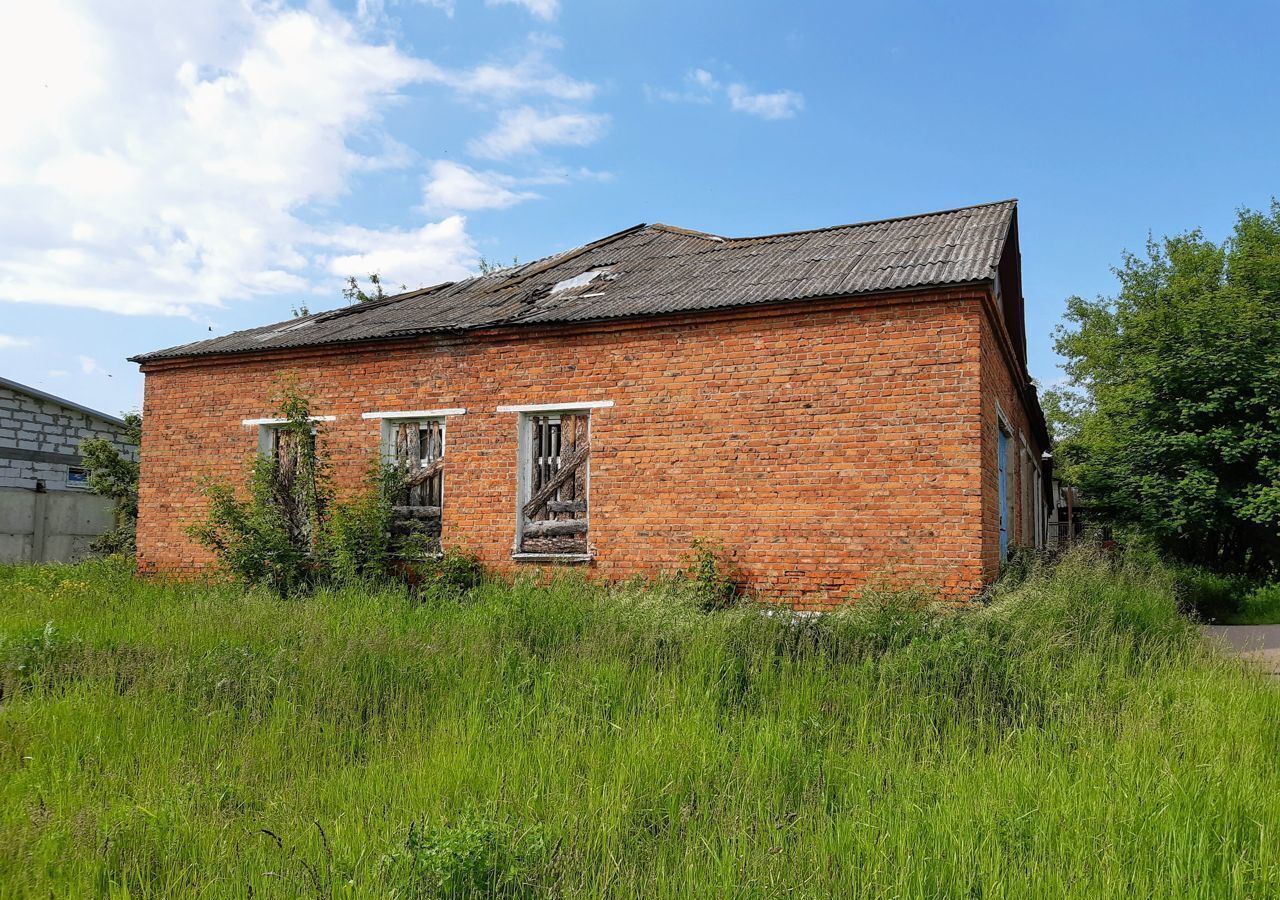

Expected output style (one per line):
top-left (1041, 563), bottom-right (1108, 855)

top-left (188, 387), bottom-right (328, 596)
top-left (679, 538), bottom-right (739, 610)
top-left (406, 548), bottom-right (487, 598)
top-left (189, 388), bottom-right (463, 594)
top-left (320, 461), bottom-right (406, 583)
top-left (379, 816), bottom-right (549, 898)
top-left (1173, 567), bottom-right (1249, 622)
top-left (1223, 581), bottom-right (1280, 625)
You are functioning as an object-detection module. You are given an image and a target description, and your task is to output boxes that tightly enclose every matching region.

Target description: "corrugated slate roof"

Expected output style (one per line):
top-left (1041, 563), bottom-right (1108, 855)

top-left (132, 199), bottom-right (1016, 363)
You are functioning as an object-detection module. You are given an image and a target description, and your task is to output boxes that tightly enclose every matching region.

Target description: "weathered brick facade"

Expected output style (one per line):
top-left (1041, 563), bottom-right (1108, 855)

top-left (136, 285), bottom-right (1047, 605)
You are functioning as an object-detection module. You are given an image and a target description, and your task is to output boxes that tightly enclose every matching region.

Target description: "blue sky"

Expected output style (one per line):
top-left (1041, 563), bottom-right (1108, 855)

top-left (1, 0), bottom-right (1276, 418)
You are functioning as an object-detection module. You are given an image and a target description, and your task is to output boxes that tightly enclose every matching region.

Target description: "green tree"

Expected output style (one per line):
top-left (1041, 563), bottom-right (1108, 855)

top-left (188, 387), bottom-right (330, 594)
top-left (343, 273), bottom-right (389, 304)
top-left (79, 412), bottom-right (141, 554)
top-left (477, 256), bottom-right (518, 275)
top-left (1047, 202), bottom-right (1280, 574)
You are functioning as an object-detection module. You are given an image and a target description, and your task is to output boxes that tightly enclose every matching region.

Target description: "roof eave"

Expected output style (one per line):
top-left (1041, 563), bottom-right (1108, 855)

top-left (0, 375), bottom-right (129, 426)
top-left (131, 278), bottom-right (996, 366)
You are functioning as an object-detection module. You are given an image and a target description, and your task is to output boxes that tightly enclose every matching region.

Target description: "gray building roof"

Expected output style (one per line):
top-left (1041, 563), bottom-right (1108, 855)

top-left (0, 376), bottom-right (128, 427)
top-left (132, 199), bottom-right (1017, 363)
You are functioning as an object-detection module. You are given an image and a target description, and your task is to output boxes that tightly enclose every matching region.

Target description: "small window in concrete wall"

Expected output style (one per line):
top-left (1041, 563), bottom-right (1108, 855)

top-left (67, 467), bottom-right (89, 489)
top-left (499, 400), bottom-right (611, 559)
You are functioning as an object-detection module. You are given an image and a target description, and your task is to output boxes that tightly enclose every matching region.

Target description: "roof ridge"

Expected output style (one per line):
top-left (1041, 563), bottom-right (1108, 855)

top-left (478, 222), bottom-right (649, 294)
top-left (671, 199), bottom-right (1019, 245)
top-left (648, 223), bottom-right (725, 242)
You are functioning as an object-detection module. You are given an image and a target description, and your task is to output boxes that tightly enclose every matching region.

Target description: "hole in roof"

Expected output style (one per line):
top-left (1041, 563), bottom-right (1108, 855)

top-left (254, 319), bottom-right (315, 341)
top-left (549, 267), bottom-right (617, 295)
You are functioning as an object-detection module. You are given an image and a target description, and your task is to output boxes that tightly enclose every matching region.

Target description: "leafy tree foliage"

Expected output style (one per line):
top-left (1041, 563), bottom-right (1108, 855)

top-left (342, 273), bottom-right (389, 304)
top-left (79, 412), bottom-right (141, 554)
top-left (1047, 202), bottom-right (1280, 574)
top-left (188, 385), bottom-right (452, 594)
top-left (188, 388), bottom-right (328, 594)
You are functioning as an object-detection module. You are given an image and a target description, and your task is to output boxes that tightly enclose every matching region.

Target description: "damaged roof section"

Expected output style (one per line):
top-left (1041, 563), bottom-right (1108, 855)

top-left (132, 199), bottom-right (1018, 363)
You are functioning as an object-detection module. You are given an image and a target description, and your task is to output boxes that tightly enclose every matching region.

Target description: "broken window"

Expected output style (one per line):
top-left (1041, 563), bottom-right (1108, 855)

top-left (517, 412), bottom-right (590, 556)
top-left (258, 425), bottom-right (319, 494)
top-left (387, 418), bottom-right (445, 553)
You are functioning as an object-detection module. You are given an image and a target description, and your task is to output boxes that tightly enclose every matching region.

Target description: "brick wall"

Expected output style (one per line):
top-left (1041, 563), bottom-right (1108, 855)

top-left (979, 300), bottom-right (1050, 579)
top-left (138, 288), bottom-right (1020, 605)
top-left (0, 386), bottom-right (137, 491)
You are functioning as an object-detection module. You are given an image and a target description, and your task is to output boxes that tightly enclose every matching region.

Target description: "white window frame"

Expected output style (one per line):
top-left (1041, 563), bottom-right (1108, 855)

top-left (242, 415), bottom-right (335, 456)
top-left (363, 408), bottom-right (465, 464)
top-left (503, 401), bottom-right (607, 560)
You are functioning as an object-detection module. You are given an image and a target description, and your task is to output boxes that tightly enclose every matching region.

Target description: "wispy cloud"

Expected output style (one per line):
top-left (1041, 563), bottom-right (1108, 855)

top-left (0, 2), bottom-right (474, 316)
top-left (0, 2), bottom-right (610, 318)
top-left (321, 216), bottom-right (476, 288)
top-left (358, 0), bottom-right (456, 23)
top-left (423, 160), bottom-right (540, 211)
top-left (78, 355), bottom-right (105, 375)
top-left (469, 107), bottom-right (609, 159)
top-left (0, 334), bottom-right (33, 349)
top-left (486, 0), bottom-right (559, 21)
top-left (648, 68), bottom-right (804, 120)
top-left (646, 68), bottom-right (720, 104)
top-left (727, 84), bottom-right (805, 120)
top-left (421, 37), bottom-right (595, 102)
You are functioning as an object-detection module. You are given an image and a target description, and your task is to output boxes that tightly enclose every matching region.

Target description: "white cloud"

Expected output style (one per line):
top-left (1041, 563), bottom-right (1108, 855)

top-left (649, 68), bottom-right (804, 120)
top-left (437, 59), bottom-right (593, 102)
top-left (0, 334), bottom-right (34, 349)
top-left (323, 215), bottom-right (476, 287)
top-left (469, 107), bottom-right (608, 159)
top-left (423, 161), bottom-right (540, 211)
top-left (487, 0), bottom-right (560, 20)
top-left (78, 355), bottom-right (105, 375)
top-left (358, 0), bottom-right (456, 24)
top-left (647, 68), bottom-right (719, 104)
top-left (0, 1), bottom-right (606, 320)
top-left (727, 84), bottom-right (805, 120)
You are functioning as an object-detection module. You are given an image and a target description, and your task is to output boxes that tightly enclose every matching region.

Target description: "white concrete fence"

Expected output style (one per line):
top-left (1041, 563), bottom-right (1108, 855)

top-left (0, 486), bottom-right (116, 564)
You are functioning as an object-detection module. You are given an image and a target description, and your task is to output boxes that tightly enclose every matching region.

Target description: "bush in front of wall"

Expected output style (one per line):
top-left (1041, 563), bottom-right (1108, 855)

top-left (320, 461), bottom-right (407, 584)
top-left (680, 538), bottom-right (741, 611)
top-left (189, 386), bottom-right (487, 595)
top-left (403, 547), bottom-right (487, 599)
top-left (188, 387), bottom-right (329, 596)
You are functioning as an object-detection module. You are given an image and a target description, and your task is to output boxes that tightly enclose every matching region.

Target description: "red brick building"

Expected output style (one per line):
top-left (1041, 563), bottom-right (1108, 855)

top-left (132, 200), bottom-right (1050, 605)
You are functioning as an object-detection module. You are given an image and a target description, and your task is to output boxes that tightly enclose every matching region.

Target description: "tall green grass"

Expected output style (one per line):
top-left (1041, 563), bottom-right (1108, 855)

top-left (0, 551), bottom-right (1276, 898)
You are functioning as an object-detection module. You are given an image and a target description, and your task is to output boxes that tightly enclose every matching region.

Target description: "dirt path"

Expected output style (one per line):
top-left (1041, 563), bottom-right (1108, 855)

top-left (1203, 625), bottom-right (1280, 675)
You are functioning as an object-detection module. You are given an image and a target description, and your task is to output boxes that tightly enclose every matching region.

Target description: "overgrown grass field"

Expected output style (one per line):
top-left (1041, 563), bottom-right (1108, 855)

top-left (0, 553), bottom-right (1277, 898)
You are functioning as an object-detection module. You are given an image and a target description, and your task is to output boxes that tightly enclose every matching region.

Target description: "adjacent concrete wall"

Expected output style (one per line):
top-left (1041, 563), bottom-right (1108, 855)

top-left (0, 381), bottom-right (137, 492)
top-left (0, 486), bottom-right (116, 563)
top-left (0, 378), bottom-right (138, 563)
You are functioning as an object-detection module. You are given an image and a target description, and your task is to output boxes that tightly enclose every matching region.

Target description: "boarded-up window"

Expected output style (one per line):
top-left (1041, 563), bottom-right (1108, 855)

top-left (389, 419), bottom-right (445, 553)
top-left (518, 412), bottom-right (589, 555)
top-left (262, 427), bottom-right (316, 482)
